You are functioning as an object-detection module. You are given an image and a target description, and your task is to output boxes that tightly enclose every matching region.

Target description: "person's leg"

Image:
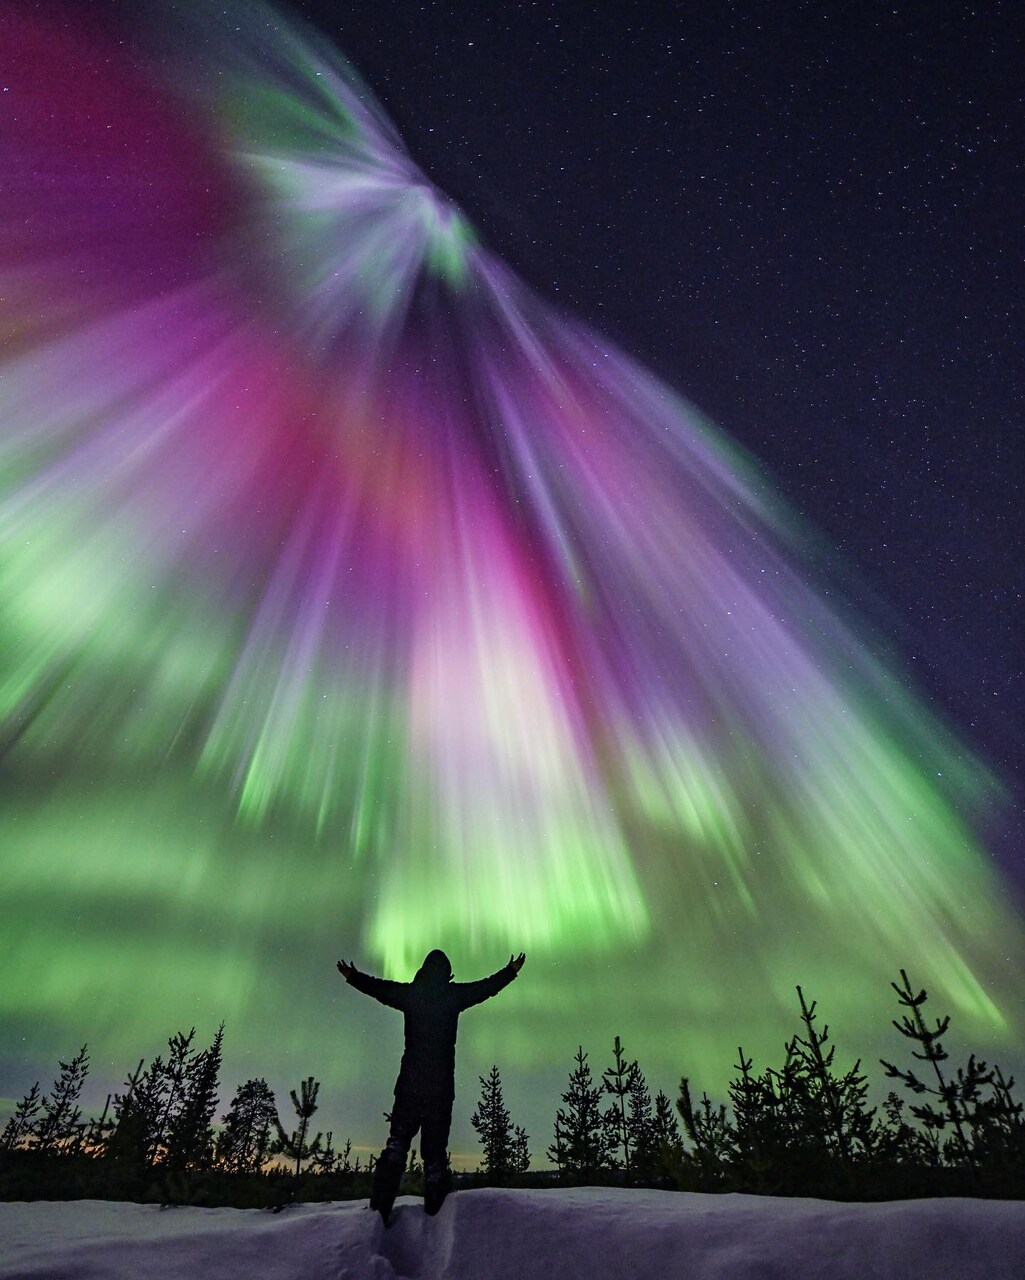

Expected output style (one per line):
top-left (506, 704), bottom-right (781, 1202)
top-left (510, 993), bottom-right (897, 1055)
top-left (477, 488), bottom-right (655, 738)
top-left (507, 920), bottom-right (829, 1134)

top-left (370, 1090), bottom-right (421, 1224)
top-left (420, 1094), bottom-right (453, 1215)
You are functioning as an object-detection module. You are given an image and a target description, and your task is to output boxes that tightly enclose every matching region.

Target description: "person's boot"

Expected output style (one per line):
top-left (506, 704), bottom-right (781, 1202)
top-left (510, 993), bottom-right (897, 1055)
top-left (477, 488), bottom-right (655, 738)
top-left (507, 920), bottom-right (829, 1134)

top-left (369, 1145), bottom-right (405, 1226)
top-left (423, 1163), bottom-right (451, 1216)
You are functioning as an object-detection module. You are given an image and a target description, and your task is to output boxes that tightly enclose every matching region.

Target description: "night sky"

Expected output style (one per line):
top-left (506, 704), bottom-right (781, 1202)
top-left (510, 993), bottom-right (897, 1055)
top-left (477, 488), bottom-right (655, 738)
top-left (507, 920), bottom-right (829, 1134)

top-left (304, 0), bottom-right (1022, 805)
top-left (1, 0), bottom-right (1021, 1164)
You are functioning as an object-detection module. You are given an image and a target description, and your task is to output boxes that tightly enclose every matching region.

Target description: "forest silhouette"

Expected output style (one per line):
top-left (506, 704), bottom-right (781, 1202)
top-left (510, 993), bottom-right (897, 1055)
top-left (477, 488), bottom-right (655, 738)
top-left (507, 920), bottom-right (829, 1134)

top-left (2, 970), bottom-right (1023, 1208)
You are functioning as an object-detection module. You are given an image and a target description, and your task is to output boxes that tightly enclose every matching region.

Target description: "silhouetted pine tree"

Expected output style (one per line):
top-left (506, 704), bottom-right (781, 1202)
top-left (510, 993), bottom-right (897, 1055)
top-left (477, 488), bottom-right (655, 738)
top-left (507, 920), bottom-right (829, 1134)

top-left (308, 1135), bottom-right (357, 1176)
top-left (309, 1131), bottom-right (338, 1175)
top-left (107, 1059), bottom-right (158, 1173)
top-left (471, 1065), bottom-right (514, 1182)
top-left (470, 1066), bottom-right (530, 1181)
top-left (549, 1047), bottom-right (615, 1180)
top-left (874, 1090), bottom-right (940, 1167)
top-left (792, 986), bottom-right (876, 1166)
top-left (677, 1077), bottom-right (735, 1184)
top-left (102, 1033), bottom-right (222, 1202)
top-left (271, 1076), bottom-right (324, 1182)
top-left (106, 1032), bottom-right (198, 1168)
top-left (165, 1025), bottom-right (224, 1171)
top-left (34, 1045), bottom-right (89, 1154)
top-left (728, 1044), bottom-right (802, 1189)
top-left (680, 1042), bottom-right (826, 1192)
top-left (881, 969), bottom-right (979, 1164)
top-left (0, 1082), bottom-right (43, 1151)
top-left (602, 1036), bottom-right (639, 1178)
top-left (652, 1090), bottom-right (682, 1147)
top-left (649, 1089), bottom-right (683, 1179)
top-left (151, 1029), bottom-right (197, 1162)
top-left (625, 1062), bottom-right (655, 1181)
top-left (9, 966), bottom-right (1025, 1204)
top-left (511, 1123), bottom-right (531, 1176)
top-left (721, 1035), bottom-right (857, 1193)
top-left (973, 1065), bottom-right (1025, 1170)
top-left (217, 1078), bottom-right (279, 1174)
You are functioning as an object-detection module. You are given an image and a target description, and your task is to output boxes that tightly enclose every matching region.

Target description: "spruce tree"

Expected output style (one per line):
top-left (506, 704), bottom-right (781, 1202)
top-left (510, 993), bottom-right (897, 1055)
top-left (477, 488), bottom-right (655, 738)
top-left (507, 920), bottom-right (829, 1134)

top-left (107, 1031), bottom-right (197, 1168)
top-left (651, 1090), bottom-right (682, 1152)
top-left (469, 1065), bottom-right (530, 1181)
top-left (337, 1137), bottom-right (355, 1174)
top-left (677, 1077), bottom-right (735, 1183)
top-left (881, 969), bottom-right (979, 1164)
top-left (625, 1063), bottom-right (655, 1181)
top-left (34, 1045), bottom-right (89, 1154)
top-left (310, 1131), bottom-right (338, 1175)
top-left (108, 1059), bottom-right (159, 1171)
top-left (271, 1076), bottom-right (324, 1181)
top-left (151, 1029), bottom-right (197, 1162)
top-left (792, 986), bottom-right (876, 1167)
top-left (728, 1043), bottom-right (812, 1189)
top-left (549, 1047), bottom-right (614, 1181)
top-left (0, 1082), bottom-right (43, 1151)
top-left (165, 1024), bottom-right (224, 1171)
top-left (310, 1135), bottom-right (356, 1176)
top-left (602, 1036), bottom-right (638, 1177)
top-left (875, 1090), bottom-right (939, 1166)
top-left (649, 1089), bottom-right (683, 1178)
top-left (971, 1064), bottom-right (1025, 1171)
top-left (471, 1065), bottom-right (514, 1182)
top-left (218, 1078), bottom-right (279, 1174)
top-left (511, 1124), bottom-right (531, 1176)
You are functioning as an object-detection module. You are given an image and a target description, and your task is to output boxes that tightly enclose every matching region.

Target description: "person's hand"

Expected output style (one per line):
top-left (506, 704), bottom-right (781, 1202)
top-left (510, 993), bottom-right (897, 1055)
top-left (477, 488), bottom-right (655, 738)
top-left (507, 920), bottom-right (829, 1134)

top-left (509, 952), bottom-right (526, 973)
top-left (337, 959), bottom-right (356, 980)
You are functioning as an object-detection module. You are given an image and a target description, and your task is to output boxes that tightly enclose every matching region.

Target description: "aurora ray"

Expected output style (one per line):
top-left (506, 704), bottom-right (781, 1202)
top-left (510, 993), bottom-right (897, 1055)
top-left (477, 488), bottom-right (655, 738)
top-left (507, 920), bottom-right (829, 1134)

top-left (0, 0), bottom-right (1021, 1124)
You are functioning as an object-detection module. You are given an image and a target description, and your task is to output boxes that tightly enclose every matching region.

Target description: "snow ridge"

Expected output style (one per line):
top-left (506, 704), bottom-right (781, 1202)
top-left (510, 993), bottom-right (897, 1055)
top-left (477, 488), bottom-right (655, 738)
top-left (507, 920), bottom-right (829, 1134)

top-left (3, 1188), bottom-right (1025, 1279)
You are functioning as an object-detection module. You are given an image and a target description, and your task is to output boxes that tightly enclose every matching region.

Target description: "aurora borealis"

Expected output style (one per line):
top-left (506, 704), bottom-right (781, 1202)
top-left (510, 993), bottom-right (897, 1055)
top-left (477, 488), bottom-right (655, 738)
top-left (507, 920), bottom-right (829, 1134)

top-left (1, 1), bottom-right (1022, 1156)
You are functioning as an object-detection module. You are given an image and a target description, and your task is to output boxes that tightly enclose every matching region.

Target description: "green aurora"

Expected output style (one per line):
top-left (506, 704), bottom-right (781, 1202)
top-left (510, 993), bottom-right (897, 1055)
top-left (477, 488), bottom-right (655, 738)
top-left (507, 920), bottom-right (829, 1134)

top-left (1, 0), bottom-right (1023, 1161)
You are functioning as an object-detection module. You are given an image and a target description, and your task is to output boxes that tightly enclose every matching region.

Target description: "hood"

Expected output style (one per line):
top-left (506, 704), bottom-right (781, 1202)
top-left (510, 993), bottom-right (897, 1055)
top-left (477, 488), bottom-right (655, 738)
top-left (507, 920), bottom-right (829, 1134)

top-left (413, 949), bottom-right (453, 984)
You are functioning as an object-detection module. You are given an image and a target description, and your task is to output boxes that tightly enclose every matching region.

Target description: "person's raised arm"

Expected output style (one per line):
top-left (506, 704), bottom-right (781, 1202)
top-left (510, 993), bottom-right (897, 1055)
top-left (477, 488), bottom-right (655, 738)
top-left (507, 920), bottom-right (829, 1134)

top-left (336, 958), bottom-right (408, 1010)
top-left (455, 953), bottom-right (525, 1011)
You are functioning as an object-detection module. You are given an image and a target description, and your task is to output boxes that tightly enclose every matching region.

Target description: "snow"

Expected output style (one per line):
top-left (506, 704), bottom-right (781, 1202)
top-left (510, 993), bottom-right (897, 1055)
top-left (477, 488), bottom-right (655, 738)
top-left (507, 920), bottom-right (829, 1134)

top-left (2, 1188), bottom-right (1025, 1279)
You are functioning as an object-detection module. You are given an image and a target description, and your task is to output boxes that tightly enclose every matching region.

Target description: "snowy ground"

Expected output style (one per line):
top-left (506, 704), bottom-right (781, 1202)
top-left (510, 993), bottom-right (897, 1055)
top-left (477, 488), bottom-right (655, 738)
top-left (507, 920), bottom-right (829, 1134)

top-left (2, 1188), bottom-right (1025, 1279)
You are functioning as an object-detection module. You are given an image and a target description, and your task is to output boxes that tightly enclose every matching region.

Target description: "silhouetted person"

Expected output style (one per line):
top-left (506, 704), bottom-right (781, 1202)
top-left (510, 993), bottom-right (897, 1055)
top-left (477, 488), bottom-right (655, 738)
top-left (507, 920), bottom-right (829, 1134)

top-left (337, 948), bottom-right (525, 1222)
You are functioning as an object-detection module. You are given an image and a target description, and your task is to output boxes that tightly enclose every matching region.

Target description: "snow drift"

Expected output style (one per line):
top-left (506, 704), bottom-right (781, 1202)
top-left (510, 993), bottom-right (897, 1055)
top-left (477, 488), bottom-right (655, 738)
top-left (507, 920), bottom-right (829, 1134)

top-left (3, 1188), bottom-right (1025, 1279)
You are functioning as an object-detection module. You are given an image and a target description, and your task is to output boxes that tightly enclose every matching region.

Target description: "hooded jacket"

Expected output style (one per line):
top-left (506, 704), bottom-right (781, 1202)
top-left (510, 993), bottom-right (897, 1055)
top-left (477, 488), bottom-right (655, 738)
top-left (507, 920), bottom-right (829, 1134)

top-left (345, 950), bottom-right (517, 1098)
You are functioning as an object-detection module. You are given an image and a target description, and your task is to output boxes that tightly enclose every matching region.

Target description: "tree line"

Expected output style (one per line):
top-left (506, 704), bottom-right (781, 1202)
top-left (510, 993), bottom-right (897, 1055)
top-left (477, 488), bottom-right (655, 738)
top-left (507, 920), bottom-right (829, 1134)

top-left (2, 968), bottom-right (1023, 1205)
top-left (544, 971), bottom-right (1025, 1198)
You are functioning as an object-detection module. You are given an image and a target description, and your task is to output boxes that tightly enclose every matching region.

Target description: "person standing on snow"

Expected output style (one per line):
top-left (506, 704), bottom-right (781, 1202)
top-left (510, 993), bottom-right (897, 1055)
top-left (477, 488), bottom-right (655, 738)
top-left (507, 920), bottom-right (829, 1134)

top-left (337, 948), bottom-right (525, 1223)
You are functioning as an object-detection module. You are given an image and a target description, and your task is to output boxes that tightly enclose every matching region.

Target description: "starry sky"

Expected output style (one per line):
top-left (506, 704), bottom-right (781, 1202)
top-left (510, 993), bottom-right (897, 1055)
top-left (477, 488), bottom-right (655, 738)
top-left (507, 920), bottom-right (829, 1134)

top-left (303, 0), bottom-right (1022, 810)
top-left (1, 0), bottom-right (1021, 1165)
